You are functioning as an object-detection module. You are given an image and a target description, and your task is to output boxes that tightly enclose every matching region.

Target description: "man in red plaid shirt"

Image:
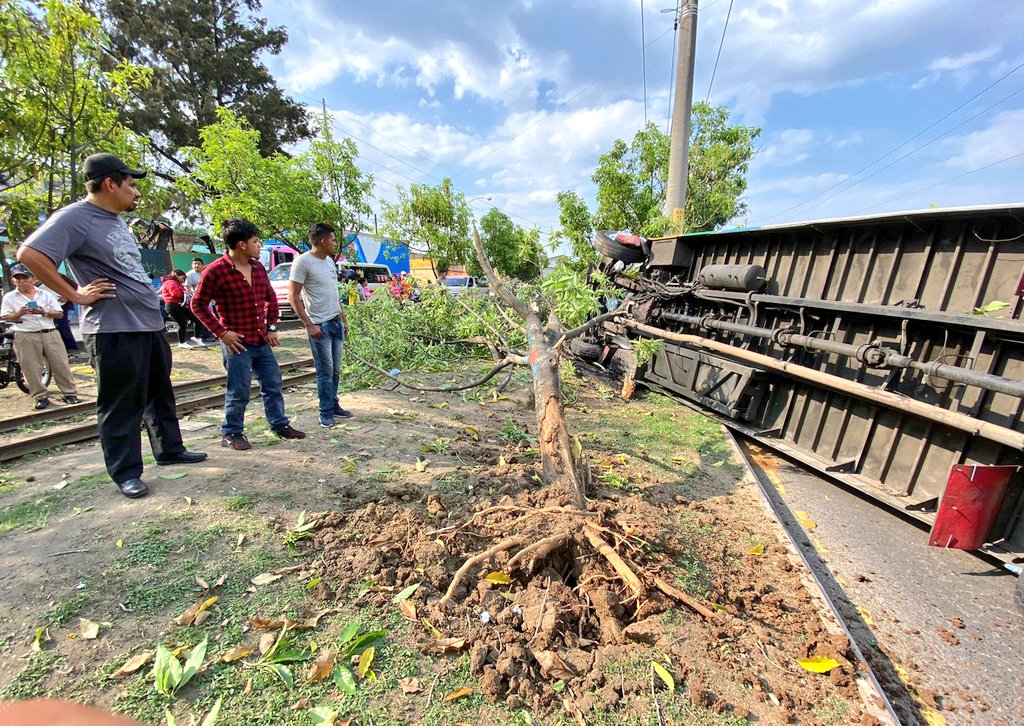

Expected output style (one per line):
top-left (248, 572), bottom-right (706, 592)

top-left (191, 218), bottom-right (305, 450)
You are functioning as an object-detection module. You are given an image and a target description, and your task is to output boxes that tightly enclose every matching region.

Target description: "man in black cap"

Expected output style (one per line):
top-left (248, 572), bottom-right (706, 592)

top-left (16, 152), bottom-right (207, 499)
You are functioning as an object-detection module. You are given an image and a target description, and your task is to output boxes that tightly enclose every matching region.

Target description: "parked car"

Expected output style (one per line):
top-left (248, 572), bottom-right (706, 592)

top-left (339, 262), bottom-right (392, 293)
top-left (267, 263), bottom-right (296, 319)
top-left (442, 275), bottom-right (490, 297)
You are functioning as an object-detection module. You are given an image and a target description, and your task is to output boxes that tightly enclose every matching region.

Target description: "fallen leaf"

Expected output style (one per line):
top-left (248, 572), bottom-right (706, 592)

top-left (357, 646), bottom-right (375, 678)
top-left (498, 455), bottom-right (507, 467)
top-left (235, 534), bottom-right (246, 549)
top-left (306, 649), bottom-right (336, 682)
top-left (173, 596), bottom-right (219, 627)
top-left (159, 472), bottom-right (187, 480)
top-left (800, 518), bottom-right (817, 530)
top-left (415, 458), bottom-right (429, 472)
top-left (259, 632), bottom-right (277, 655)
top-left (483, 571), bottom-right (512, 585)
top-left (533, 650), bottom-right (574, 681)
top-left (464, 425), bottom-right (480, 441)
top-left (31, 626), bottom-right (49, 652)
top-left (213, 573), bottom-right (228, 589)
top-left (251, 573), bottom-right (284, 586)
top-left (425, 637), bottom-right (467, 654)
top-left (288, 697), bottom-right (309, 711)
top-left (392, 583), bottom-right (420, 603)
top-left (398, 600), bottom-right (418, 622)
top-left (183, 496), bottom-right (193, 506)
top-left (115, 539), bottom-right (124, 548)
top-left (334, 665), bottom-right (357, 694)
top-left (307, 706), bottom-right (342, 726)
top-left (72, 506), bottom-right (94, 516)
top-left (398, 677), bottom-right (423, 694)
top-left (711, 604), bottom-right (729, 613)
top-left (195, 575), bottom-right (211, 591)
top-left (109, 651), bottom-right (153, 679)
top-left (438, 401), bottom-right (448, 409)
top-left (652, 662), bottom-right (675, 693)
top-left (79, 618), bottom-right (100, 640)
top-left (797, 656), bottom-right (841, 673)
top-left (272, 564), bottom-right (308, 576)
top-left (193, 610), bottom-right (213, 627)
top-left (221, 644), bottom-right (253, 662)
top-left (748, 544), bottom-right (765, 556)
top-left (421, 619), bottom-right (443, 639)
top-left (443, 687), bottom-right (474, 703)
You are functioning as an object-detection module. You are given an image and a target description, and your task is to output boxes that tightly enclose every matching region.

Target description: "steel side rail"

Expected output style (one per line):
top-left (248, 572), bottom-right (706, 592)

top-left (0, 357), bottom-right (315, 434)
top-left (0, 368), bottom-right (317, 462)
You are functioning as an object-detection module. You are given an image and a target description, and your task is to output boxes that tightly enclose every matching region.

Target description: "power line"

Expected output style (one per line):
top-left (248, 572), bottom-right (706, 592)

top-left (705, 0), bottom-right (735, 103)
top-left (774, 83), bottom-right (1024, 219)
top-left (863, 150), bottom-right (1024, 213)
top-left (641, 0), bottom-right (648, 126)
top-left (663, 2), bottom-right (679, 133)
top-left (758, 58), bottom-right (1024, 224)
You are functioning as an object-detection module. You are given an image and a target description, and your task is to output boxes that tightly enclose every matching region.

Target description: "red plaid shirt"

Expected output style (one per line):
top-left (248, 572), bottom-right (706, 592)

top-left (190, 253), bottom-right (278, 345)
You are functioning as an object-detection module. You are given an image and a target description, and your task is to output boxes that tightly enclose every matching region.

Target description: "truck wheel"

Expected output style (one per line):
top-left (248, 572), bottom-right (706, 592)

top-left (569, 338), bottom-right (603, 361)
top-left (594, 231), bottom-right (646, 264)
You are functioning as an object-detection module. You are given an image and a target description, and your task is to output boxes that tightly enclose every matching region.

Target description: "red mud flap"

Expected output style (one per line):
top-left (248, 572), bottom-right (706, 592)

top-left (928, 465), bottom-right (1018, 550)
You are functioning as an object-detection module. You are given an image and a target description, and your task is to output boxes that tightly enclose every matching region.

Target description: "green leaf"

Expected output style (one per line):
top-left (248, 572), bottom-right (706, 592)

top-left (392, 583), bottom-right (420, 602)
top-left (357, 646), bottom-right (375, 678)
top-left (198, 696), bottom-right (223, 726)
top-left (415, 458), bottom-right (428, 472)
top-left (158, 472), bottom-right (188, 480)
top-left (652, 661), bottom-right (675, 694)
top-left (178, 636), bottom-right (208, 693)
top-left (333, 664), bottom-right (357, 694)
top-left (551, 680), bottom-right (566, 693)
top-left (270, 663), bottom-right (294, 688)
top-left (306, 577), bottom-right (323, 590)
top-left (342, 630), bottom-right (386, 659)
top-left (308, 706), bottom-right (340, 725)
top-left (337, 622), bottom-right (359, 646)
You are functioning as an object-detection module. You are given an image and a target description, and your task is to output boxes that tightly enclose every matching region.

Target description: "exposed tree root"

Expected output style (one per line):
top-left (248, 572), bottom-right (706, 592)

top-left (653, 576), bottom-right (721, 622)
top-left (582, 525), bottom-right (645, 599)
top-left (439, 536), bottom-right (528, 606)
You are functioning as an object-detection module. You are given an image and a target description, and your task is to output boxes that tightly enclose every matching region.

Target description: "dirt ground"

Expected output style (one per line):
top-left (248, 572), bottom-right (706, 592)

top-left (0, 334), bottom-right (880, 725)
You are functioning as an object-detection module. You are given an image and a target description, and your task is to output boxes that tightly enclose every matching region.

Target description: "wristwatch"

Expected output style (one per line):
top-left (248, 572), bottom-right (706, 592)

top-left (267, 324), bottom-right (278, 332)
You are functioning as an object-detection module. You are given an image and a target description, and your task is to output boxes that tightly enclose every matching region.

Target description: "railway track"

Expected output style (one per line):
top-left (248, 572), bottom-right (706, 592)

top-left (730, 432), bottom-right (904, 725)
top-left (0, 358), bottom-right (317, 463)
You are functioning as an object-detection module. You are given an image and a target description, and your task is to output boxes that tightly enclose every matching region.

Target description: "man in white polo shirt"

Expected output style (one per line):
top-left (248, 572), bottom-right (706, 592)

top-left (1, 264), bottom-right (79, 409)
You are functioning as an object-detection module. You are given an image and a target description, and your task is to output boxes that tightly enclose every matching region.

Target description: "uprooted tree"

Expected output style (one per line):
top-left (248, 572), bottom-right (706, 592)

top-left (334, 226), bottom-right (720, 709)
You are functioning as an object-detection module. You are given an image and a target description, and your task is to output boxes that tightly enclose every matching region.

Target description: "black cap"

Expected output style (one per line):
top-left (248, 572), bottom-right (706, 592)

top-left (82, 153), bottom-right (147, 182)
top-left (9, 263), bottom-right (33, 278)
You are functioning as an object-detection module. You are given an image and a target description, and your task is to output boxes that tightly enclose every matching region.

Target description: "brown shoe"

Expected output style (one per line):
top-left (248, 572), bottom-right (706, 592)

top-left (273, 425), bottom-right (306, 440)
top-left (222, 433), bottom-right (251, 450)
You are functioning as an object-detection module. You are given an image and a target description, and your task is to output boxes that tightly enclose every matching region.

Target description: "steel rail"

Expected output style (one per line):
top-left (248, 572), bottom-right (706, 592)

top-left (730, 432), bottom-right (902, 725)
top-left (0, 368), bottom-right (317, 463)
top-left (0, 357), bottom-right (316, 434)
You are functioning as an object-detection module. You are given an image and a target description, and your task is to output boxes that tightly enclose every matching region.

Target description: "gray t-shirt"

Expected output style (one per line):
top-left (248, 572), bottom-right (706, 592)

top-left (290, 252), bottom-right (341, 324)
top-left (184, 269), bottom-right (202, 291)
top-left (21, 201), bottom-right (163, 334)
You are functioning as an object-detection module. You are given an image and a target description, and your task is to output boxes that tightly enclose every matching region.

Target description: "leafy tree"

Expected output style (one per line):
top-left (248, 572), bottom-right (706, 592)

top-left (552, 190), bottom-right (599, 270)
top-left (467, 208), bottom-right (546, 282)
top-left (379, 178), bottom-right (472, 276)
top-left (302, 111), bottom-right (374, 234)
top-left (553, 103), bottom-right (759, 257)
top-left (177, 107), bottom-right (370, 246)
top-left (101, 0), bottom-right (310, 170)
top-left (0, 0), bottom-right (151, 201)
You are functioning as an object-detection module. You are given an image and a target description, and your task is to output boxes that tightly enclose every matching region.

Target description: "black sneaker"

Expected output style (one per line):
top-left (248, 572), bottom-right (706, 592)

top-left (333, 406), bottom-right (353, 418)
top-left (273, 425), bottom-right (306, 440)
top-left (34, 398), bottom-right (50, 410)
top-left (61, 394), bottom-right (81, 404)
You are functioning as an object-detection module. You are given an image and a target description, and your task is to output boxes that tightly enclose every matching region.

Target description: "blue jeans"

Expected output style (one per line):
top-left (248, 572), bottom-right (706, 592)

top-left (221, 342), bottom-right (289, 435)
top-left (308, 317), bottom-right (345, 419)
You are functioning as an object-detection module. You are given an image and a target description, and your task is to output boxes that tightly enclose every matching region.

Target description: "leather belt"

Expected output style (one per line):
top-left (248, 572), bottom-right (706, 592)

top-left (15, 329), bottom-right (54, 334)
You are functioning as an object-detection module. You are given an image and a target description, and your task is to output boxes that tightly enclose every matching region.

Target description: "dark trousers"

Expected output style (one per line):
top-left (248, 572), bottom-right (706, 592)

top-left (55, 303), bottom-right (78, 352)
top-left (84, 331), bottom-right (185, 483)
top-left (166, 302), bottom-right (200, 344)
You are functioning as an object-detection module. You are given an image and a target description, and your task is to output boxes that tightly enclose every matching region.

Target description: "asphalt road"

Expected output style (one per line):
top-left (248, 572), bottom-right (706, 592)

top-left (740, 440), bottom-right (1024, 726)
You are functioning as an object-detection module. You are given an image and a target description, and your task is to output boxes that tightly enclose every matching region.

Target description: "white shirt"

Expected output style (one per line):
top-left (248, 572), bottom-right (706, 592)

top-left (1, 288), bottom-right (60, 332)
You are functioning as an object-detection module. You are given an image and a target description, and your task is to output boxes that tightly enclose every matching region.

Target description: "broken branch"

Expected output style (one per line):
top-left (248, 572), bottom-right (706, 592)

top-left (653, 576), bottom-right (721, 622)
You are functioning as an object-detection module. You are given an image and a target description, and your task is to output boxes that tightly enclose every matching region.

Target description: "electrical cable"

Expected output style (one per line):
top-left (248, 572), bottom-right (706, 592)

top-left (641, 0), bottom-right (648, 126)
top-left (757, 58), bottom-right (1024, 224)
top-left (705, 0), bottom-right (735, 103)
top-left (780, 83), bottom-right (1024, 218)
top-left (663, 2), bottom-right (679, 133)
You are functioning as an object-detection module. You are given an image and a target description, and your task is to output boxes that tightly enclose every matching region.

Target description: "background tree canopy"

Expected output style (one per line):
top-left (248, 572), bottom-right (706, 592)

top-left (555, 103), bottom-right (760, 260)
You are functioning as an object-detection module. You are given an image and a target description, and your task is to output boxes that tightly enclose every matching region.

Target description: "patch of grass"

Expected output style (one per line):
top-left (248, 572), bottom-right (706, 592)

top-left (0, 469), bottom-right (111, 538)
top-left (433, 471), bottom-right (466, 494)
top-left (224, 492), bottom-right (255, 511)
top-left (498, 418), bottom-right (531, 445)
top-left (45, 593), bottom-right (91, 626)
top-left (0, 652), bottom-right (65, 700)
top-left (811, 696), bottom-right (849, 725)
top-left (0, 469), bottom-right (21, 494)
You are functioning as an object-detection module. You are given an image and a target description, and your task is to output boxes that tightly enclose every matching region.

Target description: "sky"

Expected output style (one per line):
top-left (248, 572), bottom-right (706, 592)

top-left (256, 0), bottom-right (1024, 245)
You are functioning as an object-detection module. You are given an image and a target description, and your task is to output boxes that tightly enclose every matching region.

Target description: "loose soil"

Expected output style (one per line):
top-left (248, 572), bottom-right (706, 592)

top-left (0, 333), bottom-right (877, 724)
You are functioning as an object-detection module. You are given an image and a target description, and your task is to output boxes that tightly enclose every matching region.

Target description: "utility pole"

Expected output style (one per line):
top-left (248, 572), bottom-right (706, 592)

top-left (664, 0), bottom-right (698, 235)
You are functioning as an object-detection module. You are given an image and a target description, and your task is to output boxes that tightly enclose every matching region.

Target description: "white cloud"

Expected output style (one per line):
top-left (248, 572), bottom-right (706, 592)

top-left (911, 46), bottom-right (1001, 90)
top-left (943, 109), bottom-right (1024, 171)
top-left (760, 128), bottom-right (815, 166)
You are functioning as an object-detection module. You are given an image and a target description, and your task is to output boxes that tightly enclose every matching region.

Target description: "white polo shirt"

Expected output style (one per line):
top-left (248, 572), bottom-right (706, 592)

top-left (1, 288), bottom-right (60, 332)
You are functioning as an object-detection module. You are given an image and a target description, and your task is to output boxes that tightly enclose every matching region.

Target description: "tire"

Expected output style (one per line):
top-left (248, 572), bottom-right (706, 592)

top-left (15, 361), bottom-right (51, 395)
top-left (569, 338), bottom-right (603, 361)
top-left (594, 230), bottom-right (647, 264)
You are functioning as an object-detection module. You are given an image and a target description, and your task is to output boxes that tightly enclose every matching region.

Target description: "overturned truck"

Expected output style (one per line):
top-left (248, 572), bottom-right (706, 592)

top-left (588, 205), bottom-right (1024, 571)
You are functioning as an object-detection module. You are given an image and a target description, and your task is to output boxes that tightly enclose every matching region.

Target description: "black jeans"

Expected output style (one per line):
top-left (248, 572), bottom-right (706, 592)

top-left (84, 331), bottom-right (186, 484)
top-left (166, 302), bottom-right (199, 344)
